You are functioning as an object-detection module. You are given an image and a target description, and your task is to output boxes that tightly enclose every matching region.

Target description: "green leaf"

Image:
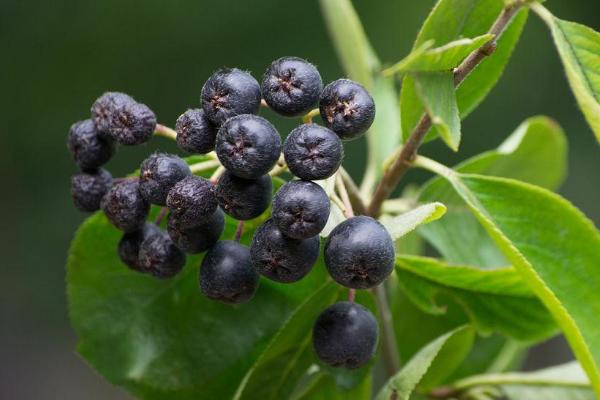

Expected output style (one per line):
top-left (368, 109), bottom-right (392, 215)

top-left (396, 255), bottom-right (557, 341)
top-left (415, 158), bottom-right (600, 396)
top-left (532, 3), bottom-right (600, 142)
top-left (384, 34), bottom-right (494, 75)
top-left (418, 116), bottom-right (567, 267)
top-left (413, 71), bottom-right (461, 150)
top-left (400, 0), bottom-right (528, 144)
top-left (380, 202), bottom-right (446, 241)
top-left (291, 370), bottom-right (372, 400)
top-left (233, 281), bottom-right (340, 400)
top-left (376, 326), bottom-right (474, 400)
top-left (452, 361), bottom-right (594, 399)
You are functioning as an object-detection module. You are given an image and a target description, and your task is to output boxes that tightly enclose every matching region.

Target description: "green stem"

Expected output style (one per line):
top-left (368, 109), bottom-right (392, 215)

top-left (153, 123), bottom-right (178, 140)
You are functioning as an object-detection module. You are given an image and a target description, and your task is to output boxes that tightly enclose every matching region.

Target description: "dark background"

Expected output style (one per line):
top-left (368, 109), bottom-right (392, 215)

top-left (1, 0), bottom-right (598, 398)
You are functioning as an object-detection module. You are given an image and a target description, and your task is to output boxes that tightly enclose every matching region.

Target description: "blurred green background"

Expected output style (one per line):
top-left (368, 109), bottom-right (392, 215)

top-left (1, 0), bottom-right (598, 398)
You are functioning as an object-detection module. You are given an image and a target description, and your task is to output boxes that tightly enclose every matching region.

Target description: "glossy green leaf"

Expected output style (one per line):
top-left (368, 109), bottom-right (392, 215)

top-left (376, 326), bottom-right (473, 400)
top-left (384, 34), bottom-right (493, 75)
top-left (415, 158), bottom-right (600, 396)
top-left (380, 202), bottom-right (446, 241)
top-left (400, 0), bottom-right (528, 143)
top-left (396, 255), bottom-right (556, 341)
top-left (533, 3), bottom-right (600, 142)
top-left (452, 361), bottom-right (594, 399)
top-left (413, 71), bottom-right (461, 150)
top-left (418, 116), bottom-right (567, 267)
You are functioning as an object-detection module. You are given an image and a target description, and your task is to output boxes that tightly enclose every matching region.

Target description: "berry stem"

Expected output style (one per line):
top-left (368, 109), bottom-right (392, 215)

top-left (268, 154), bottom-right (288, 177)
top-left (153, 123), bottom-right (178, 141)
top-left (234, 220), bottom-right (245, 242)
top-left (260, 98), bottom-right (269, 108)
top-left (373, 284), bottom-right (401, 377)
top-left (330, 193), bottom-right (348, 215)
top-left (154, 207), bottom-right (168, 226)
top-left (302, 108), bottom-right (320, 124)
top-left (335, 173), bottom-right (354, 218)
top-left (339, 167), bottom-right (367, 215)
top-left (348, 288), bottom-right (356, 303)
top-left (365, 3), bottom-right (524, 218)
top-left (209, 166), bottom-right (226, 184)
top-left (189, 159), bottom-right (221, 174)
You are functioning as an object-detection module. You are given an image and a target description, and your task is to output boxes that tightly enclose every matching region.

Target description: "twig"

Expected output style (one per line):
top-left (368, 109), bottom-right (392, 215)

top-left (153, 124), bottom-right (178, 141)
top-left (366, 3), bottom-right (524, 217)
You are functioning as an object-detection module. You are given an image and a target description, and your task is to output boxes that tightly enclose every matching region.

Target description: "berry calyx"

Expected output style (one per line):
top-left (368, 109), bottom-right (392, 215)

top-left (250, 219), bottom-right (319, 283)
top-left (324, 216), bottom-right (394, 289)
top-left (272, 180), bottom-right (330, 239)
top-left (200, 240), bottom-right (259, 304)
top-left (139, 153), bottom-right (191, 206)
top-left (101, 179), bottom-right (150, 232)
top-left (138, 230), bottom-right (186, 279)
top-left (70, 168), bottom-right (113, 212)
top-left (175, 108), bottom-right (217, 154)
top-left (215, 114), bottom-right (281, 179)
top-left (201, 68), bottom-right (261, 125)
top-left (167, 208), bottom-right (224, 254)
top-left (215, 171), bottom-right (272, 220)
top-left (283, 124), bottom-right (343, 180)
top-left (261, 57), bottom-right (323, 117)
top-left (312, 301), bottom-right (378, 369)
top-left (118, 223), bottom-right (160, 272)
top-left (67, 119), bottom-right (116, 169)
top-left (319, 79), bottom-right (375, 140)
top-left (166, 175), bottom-right (217, 229)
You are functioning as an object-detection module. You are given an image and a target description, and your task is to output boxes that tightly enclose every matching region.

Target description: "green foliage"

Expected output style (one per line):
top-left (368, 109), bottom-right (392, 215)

top-left (380, 202), bottom-right (446, 242)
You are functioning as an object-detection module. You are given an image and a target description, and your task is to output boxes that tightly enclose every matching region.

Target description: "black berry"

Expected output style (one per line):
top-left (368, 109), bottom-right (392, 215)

top-left (251, 219), bottom-right (319, 283)
top-left (175, 108), bottom-right (217, 154)
top-left (201, 68), bottom-right (261, 125)
top-left (166, 175), bottom-right (217, 229)
top-left (139, 153), bottom-right (191, 206)
top-left (272, 180), bottom-right (330, 239)
top-left (215, 171), bottom-right (272, 220)
top-left (324, 216), bottom-right (394, 289)
top-left (319, 79), bottom-right (375, 140)
top-left (118, 223), bottom-right (160, 272)
top-left (283, 124), bottom-right (343, 180)
top-left (261, 57), bottom-right (323, 117)
top-left (67, 119), bottom-right (116, 169)
top-left (101, 179), bottom-right (150, 232)
top-left (167, 208), bottom-right (224, 254)
top-left (138, 230), bottom-right (186, 279)
top-left (90, 92), bottom-right (135, 138)
top-left (70, 168), bottom-right (113, 212)
top-left (200, 240), bottom-right (259, 304)
top-left (312, 301), bottom-right (378, 369)
top-left (215, 114), bottom-right (281, 179)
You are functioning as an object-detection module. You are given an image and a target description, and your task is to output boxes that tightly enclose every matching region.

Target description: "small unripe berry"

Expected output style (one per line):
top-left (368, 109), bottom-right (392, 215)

top-left (138, 230), bottom-right (186, 279)
top-left (90, 92), bottom-right (135, 138)
top-left (283, 124), bottom-right (343, 180)
top-left (215, 114), bottom-right (281, 179)
top-left (139, 153), bottom-right (191, 206)
top-left (101, 179), bottom-right (150, 232)
top-left (215, 171), bottom-right (272, 220)
top-left (166, 175), bottom-right (217, 229)
top-left (201, 68), bottom-right (261, 125)
top-left (319, 79), bottom-right (375, 140)
top-left (261, 57), bottom-right (323, 117)
top-left (70, 168), bottom-right (113, 212)
top-left (272, 180), bottom-right (330, 239)
top-left (67, 119), bottom-right (116, 169)
top-left (324, 216), bottom-right (394, 289)
top-left (118, 223), bottom-right (160, 272)
top-left (167, 208), bottom-right (224, 254)
top-left (312, 301), bottom-right (378, 369)
top-left (251, 219), bottom-right (319, 283)
top-left (200, 240), bottom-right (259, 304)
top-left (175, 108), bottom-right (217, 154)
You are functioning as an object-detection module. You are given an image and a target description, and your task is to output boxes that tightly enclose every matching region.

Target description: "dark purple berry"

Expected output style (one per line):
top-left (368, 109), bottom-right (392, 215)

top-left (313, 301), bottom-right (378, 369)
top-left (250, 219), bottom-right (319, 283)
top-left (90, 92), bottom-right (135, 138)
top-left (166, 175), bottom-right (217, 229)
top-left (139, 153), bottom-right (191, 206)
top-left (175, 108), bottom-right (217, 154)
top-left (283, 124), bottom-right (343, 180)
top-left (215, 171), bottom-right (272, 220)
top-left (261, 57), bottom-right (323, 117)
top-left (215, 114), bottom-right (281, 179)
top-left (324, 216), bottom-right (394, 289)
top-left (138, 230), bottom-right (186, 279)
top-left (67, 119), bottom-right (116, 169)
top-left (101, 179), bottom-right (150, 232)
top-left (167, 208), bottom-right (224, 254)
top-left (118, 223), bottom-right (160, 272)
top-left (108, 100), bottom-right (157, 145)
top-left (70, 168), bottom-right (113, 212)
top-left (319, 79), bottom-right (375, 140)
top-left (272, 180), bottom-right (330, 239)
top-left (200, 240), bottom-right (259, 304)
top-left (201, 68), bottom-right (261, 125)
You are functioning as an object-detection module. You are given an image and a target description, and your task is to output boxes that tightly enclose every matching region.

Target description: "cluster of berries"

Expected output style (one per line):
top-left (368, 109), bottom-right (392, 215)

top-left (67, 57), bottom-right (395, 369)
